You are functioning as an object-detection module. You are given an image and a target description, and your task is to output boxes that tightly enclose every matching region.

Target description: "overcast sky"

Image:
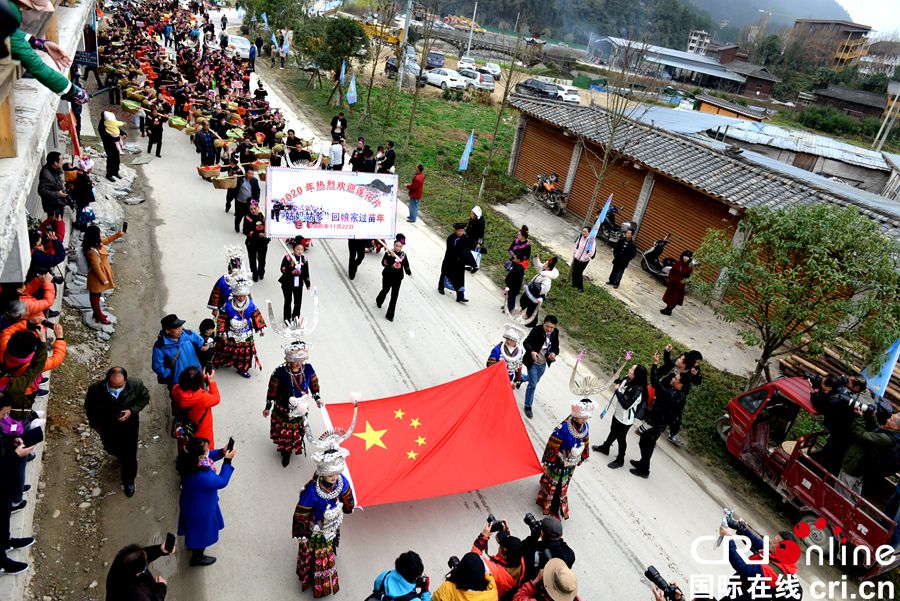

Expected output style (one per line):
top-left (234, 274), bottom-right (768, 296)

top-left (837, 0), bottom-right (900, 37)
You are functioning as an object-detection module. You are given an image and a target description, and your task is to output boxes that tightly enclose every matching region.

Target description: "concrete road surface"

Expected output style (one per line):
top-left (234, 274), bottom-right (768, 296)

top-left (126, 10), bottom-right (844, 601)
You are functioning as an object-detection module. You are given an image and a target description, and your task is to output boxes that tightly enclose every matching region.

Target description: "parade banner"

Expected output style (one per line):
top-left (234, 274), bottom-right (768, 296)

top-left (264, 168), bottom-right (398, 239)
top-left (324, 363), bottom-right (543, 507)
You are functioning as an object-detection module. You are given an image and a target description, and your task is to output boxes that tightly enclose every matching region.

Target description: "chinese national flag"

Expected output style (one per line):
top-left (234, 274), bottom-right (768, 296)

top-left (323, 363), bottom-right (542, 507)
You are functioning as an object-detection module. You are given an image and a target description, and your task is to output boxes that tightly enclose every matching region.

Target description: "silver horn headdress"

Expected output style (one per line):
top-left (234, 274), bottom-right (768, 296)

top-left (266, 287), bottom-right (319, 338)
top-left (502, 293), bottom-right (541, 325)
top-left (223, 246), bottom-right (254, 297)
top-left (306, 395), bottom-right (359, 476)
top-left (569, 351), bottom-right (631, 396)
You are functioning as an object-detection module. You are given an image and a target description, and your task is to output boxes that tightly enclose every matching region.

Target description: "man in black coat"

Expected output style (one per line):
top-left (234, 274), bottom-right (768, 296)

top-left (330, 112), bottom-right (347, 139)
top-left (145, 109), bottom-right (168, 158)
top-left (379, 140), bottom-right (396, 173)
top-left (631, 353), bottom-right (684, 478)
top-left (522, 316), bottom-right (560, 419)
top-left (438, 222), bottom-right (477, 303)
top-left (84, 367), bottom-right (151, 497)
top-left (0, 395), bottom-right (36, 576)
top-left (521, 516), bottom-right (575, 581)
top-left (607, 228), bottom-right (636, 288)
top-left (37, 151), bottom-right (70, 219)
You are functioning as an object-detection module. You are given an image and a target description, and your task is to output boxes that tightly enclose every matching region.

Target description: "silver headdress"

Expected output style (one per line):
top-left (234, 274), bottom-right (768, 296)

top-left (306, 395), bottom-right (359, 476)
top-left (223, 246), bottom-right (254, 297)
top-left (283, 340), bottom-right (310, 363)
top-left (266, 288), bottom-right (319, 338)
top-left (502, 292), bottom-right (542, 325)
top-left (570, 398), bottom-right (595, 419)
top-left (569, 351), bottom-right (630, 396)
top-left (502, 323), bottom-right (526, 343)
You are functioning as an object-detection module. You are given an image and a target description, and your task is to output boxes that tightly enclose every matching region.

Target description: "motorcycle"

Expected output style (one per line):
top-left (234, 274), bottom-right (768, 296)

top-left (597, 205), bottom-right (635, 245)
top-left (531, 173), bottom-right (569, 216)
top-left (640, 234), bottom-right (676, 283)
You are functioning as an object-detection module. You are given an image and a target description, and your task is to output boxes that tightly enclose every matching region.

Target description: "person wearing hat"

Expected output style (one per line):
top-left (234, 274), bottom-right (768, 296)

top-left (293, 437), bottom-right (357, 597)
top-left (207, 250), bottom-right (245, 316)
top-left (486, 324), bottom-right (526, 387)
top-left (151, 314), bottom-right (209, 389)
top-left (84, 367), bottom-right (150, 498)
top-left (471, 520), bottom-right (525, 599)
top-left (513, 558), bottom-right (579, 601)
top-left (263, 341), bottom-right (319, 467)
top-left (438, 222), bottom-right (477, 303)
top-left (376, 234), bottom-right (412, 322)
top-left (98, 111), bottom-right (126, 181)
top-left (536, 399), bottom-right (592, 520)
top-left (466, 206), bottom-right (485, 252)
top-left (431, 552), bottom-right (498, 601)
top-left (175, 437), bottom-right (236, 567)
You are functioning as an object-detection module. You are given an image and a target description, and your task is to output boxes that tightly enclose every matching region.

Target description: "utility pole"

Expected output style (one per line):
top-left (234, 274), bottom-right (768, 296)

top-left (397, 0), bottom-right (413, 91)
top-left (465, 1), bottom-right (477, 58)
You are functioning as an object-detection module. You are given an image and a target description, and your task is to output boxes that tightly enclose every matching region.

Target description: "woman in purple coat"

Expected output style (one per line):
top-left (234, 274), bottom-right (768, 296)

top-left (176, 437), bottom-right (236, 567)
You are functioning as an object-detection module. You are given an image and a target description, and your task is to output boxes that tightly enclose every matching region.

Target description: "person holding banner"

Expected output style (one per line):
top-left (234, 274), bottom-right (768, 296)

top-left (242, 201), bottom-right (270, 282)
top-left (376, 234), bottom-right (412, 322)
top-left (279, 239), bottom-right (311, 322)
top-left (570, 227), bottom-right (595, 293)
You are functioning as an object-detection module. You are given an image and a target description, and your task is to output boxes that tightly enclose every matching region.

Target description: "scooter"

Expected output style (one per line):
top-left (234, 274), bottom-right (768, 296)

top-left (640, 234), bottom-right (675, 283)
top-left (531, 173), bottom-right (569, 216)
top-left (597, 205), bottom-right (635, 245)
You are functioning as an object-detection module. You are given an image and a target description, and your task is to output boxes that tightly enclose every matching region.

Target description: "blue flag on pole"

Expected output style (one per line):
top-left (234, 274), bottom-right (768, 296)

top-left (271, 32), bottom-right (278, 46)
top-left (862, 337), bottom-right (900, 398)
top-left (346, 74), bottom-right (357, 105)
top-left (260, 12), bottom-right (269, 31)
top-left (282, 35), bottom-right (291, 54)
top-left (586, 193), bottom-right (613, 252)
top-left (340, 60), bottom-right (346, 85)
top-left (459, 129), bottom-right (474, 172)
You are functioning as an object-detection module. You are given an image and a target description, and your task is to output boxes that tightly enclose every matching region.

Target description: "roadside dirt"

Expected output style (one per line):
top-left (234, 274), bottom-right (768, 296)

top-left (28, 120), bottom-right (174, 601)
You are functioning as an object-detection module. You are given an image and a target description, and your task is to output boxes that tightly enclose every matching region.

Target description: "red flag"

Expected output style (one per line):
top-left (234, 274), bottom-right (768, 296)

top-left (324, 363), bottom-right (542, 507)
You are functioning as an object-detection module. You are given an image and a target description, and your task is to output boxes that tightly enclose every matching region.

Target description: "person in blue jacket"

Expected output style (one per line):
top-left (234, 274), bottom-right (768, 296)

top-left (151, 314), bottom-right (208, 388)
top-left (26, 230), bottom-right (65, 280)
top-left (372, 551), bottom-right (432, 601)
top-left (176, 437), bottom-right (236, 567)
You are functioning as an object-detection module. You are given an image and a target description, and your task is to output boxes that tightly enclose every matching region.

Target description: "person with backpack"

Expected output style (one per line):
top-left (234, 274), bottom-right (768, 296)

top-left (370, 550), bottom-right (432, 601)
top-left (171, 366), bottom-right (220, 454)
top-left (591, 364), bottom-right (649, 469)
top-left (518, 256), bottom-right (559, 328)
top-left (84, 367), bottom-right (150, 498)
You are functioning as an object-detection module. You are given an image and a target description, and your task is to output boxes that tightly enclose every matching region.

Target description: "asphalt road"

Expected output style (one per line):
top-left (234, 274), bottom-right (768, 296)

top-left (133, 10), bottom-right (843, 601)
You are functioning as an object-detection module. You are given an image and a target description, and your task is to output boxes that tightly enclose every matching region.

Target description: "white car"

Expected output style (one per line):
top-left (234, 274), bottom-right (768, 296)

top-left (553, 84), bottom-right (581, 103)
top-left (426, 68), bottom-right (466, 90)
top-left (457, 56), bottom-right (476, 69)
top-left (458, 68), bottom-right (495, 92)
top-left (434, 20), bottom-right (454, 30)
top-left (479, 62), bottom-right (502, 80)
top-left (226, 35), bottom-right (252, 59)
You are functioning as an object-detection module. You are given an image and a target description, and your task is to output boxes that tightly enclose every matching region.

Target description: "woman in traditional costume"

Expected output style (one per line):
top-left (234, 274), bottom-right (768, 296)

top-left (536, 399), bottom-right (593, 520)
top-left (486, 324), bottom-right (526, 387)
top-left (214, 263), bottom-right (265, 378)
top-left (264, 341), bottom-right (319, 467)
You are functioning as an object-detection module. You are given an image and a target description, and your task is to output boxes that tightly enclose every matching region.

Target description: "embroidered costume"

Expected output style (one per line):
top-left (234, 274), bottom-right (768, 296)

top-left (293, 402), bottom-right (358, 598)
top-left (486, 324), bottom-right (526, 386)
top-left (208, 246), bottom-right (245, 311)
top-left (266, 342), bottom-right (320, 459)
top-left (214, 263), bottom-right (266, 376)
top-left (537, 400), bottom-right (593, 520)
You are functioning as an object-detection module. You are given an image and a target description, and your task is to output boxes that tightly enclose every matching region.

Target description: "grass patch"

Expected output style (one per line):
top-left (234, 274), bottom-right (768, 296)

top-left (286, 77), bottom-right (773, 492)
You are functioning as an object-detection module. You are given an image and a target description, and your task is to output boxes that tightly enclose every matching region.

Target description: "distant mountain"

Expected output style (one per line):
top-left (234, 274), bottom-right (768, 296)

top-left (686, 0), bottom-right (854, 32)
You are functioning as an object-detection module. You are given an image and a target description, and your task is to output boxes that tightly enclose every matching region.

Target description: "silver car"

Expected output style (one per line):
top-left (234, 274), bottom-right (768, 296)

top-left (457, 68), bottom-right (495, 92)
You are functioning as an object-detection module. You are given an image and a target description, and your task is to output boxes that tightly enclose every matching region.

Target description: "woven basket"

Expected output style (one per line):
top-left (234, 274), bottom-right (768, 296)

top-left (197, 166), bottom-right (221, 179)
top-left (252, 149), bottom-right (272, 159)
top-left (212, 176), bottom-right (238, 189)
top-left (185, 126), bottom-right (197, 136)
top-left (169, 118), bottom-right (187, 130)
top-left (213, 139), bottom-right (226, 148)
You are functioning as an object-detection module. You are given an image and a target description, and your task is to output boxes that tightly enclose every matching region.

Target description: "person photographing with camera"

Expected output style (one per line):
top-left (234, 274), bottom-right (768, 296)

top-left (521, 516), bottom-right (575, 583)
top-left (431, 552), bottom-right (498, 601)
top-left (105, 538), bottom-right (175, 600)
top-left (717, 514), bottom-right (800, 601)
top-left (369, 551), bottom-right (432, 601)
top-left (471, 516), bottom-right (525, 599)
top-left (808, 373), bottom-right (876, 475)
top-left (513, 559), bottom-right (579, 601)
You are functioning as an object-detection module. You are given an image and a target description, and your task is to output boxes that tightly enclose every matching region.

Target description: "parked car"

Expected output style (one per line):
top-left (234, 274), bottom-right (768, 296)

top-left (385, 56), bottom-right (427, 87)
top-left (458, 68), bottom-right (495, 92)
top-left (478, 62), bottom-right (502, 80)
top-left (457, 56), bottom-right (476, 69)
top-left (515, 78), bottom-right (558, 98)
top-left (433, 20), bottom-right (454, 30)
top-left (552, 84), bottom-right (581, 103)
top-left (426, 68), bottom-right (466, 90)
top-left (226, 35), bottom-right (252, 59)
top-left (426, 50), bottom-right (445, 69)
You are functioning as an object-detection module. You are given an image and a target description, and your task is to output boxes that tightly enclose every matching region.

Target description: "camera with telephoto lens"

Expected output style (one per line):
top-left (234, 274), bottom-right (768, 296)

top-left (645, 566), bottom-right (682, 601)
top-left (486, 513), bottom-right (505, 533)
top-left (524, 512), bottom-right (540, 533)
top-left (447, 556), bottom-right (460, 569)
top-left (803, 371), bottom-right (823, 389)
top-left (838, 392), bottom-right (876, 416)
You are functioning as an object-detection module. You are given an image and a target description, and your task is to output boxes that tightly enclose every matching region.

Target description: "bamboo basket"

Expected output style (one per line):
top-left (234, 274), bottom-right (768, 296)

top-left (213, 139), bottom-right (226, 148)
top-left (197, 166), bottom-right (221, 179)
top-left (169, 117), bottom-right (187, 130)
top-left (185, 126), bottom-right (197, 136)
top-left (212, 176), bottom-right (238, 189)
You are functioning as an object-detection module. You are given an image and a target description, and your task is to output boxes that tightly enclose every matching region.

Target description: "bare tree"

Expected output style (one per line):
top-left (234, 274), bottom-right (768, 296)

top-left (578, 37), bottom-right (654, 229)
top-left (402, 4), bottom-right (437, 151)
top-left (361, 0), bottom-right (399, 125)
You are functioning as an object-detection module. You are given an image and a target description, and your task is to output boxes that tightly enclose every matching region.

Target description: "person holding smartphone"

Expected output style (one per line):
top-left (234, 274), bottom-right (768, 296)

top-left (0, 394), bottom-right (38, 576)
top-left (105, 539), bottom-right (174, 600)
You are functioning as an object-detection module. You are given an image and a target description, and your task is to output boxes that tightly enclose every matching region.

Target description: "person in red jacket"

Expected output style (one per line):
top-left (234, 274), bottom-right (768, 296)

top-left (406, 164), bottom-right (425, 223)
top-left (171, 366), bottom-right (220, 453)
top-left (660, 250), bottom-right (693, 316)
top-left (471, 520), bottom-right (525, 599)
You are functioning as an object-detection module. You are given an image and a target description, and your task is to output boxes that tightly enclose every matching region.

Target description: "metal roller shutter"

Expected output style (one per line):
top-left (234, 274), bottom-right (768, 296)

top-left (568, 147), bottom-right (645, 222)
top-left (637, 178), bottom-right (741, 264)
top-left (514, 119), bottom-right (575, 193)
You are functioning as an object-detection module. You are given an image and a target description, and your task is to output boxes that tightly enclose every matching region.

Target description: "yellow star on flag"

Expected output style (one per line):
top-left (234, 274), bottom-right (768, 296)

top-left (415, 436), bottom-right (426, 447)
top-left (406, 449), bottom-right (418, 460)
top-left (409, 418), bottom-right (421, 429)
top-left (393, 408), bottom-right (406, 419)
top-left (353, 421), bottom-right (388, 451)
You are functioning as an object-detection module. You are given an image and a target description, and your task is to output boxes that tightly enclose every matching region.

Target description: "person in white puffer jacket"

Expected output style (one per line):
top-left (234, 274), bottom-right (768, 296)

top-left (519, 256), bottom-right (559, 327)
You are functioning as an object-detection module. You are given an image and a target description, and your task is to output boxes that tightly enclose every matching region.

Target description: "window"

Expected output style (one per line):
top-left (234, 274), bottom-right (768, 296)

top-left (738, 389), bottom-right (768, 414)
